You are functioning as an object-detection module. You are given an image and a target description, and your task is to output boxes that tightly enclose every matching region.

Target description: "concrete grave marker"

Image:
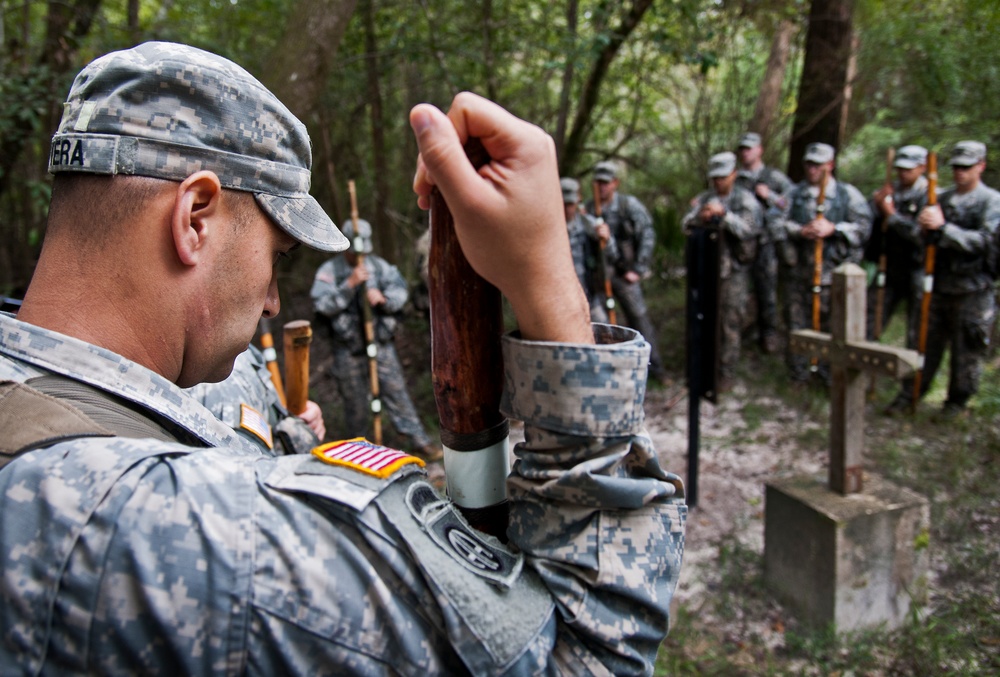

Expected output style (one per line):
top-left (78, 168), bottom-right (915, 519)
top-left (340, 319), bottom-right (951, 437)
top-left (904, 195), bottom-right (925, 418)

top-left (764, 263), bottom-right (931, 632)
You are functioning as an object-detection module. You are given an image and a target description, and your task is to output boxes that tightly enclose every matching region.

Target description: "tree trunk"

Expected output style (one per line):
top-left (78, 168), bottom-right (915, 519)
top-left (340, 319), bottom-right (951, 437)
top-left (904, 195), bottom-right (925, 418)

top-left (787, 0), bottom-right (854, 182)
top-left (561, 0), bottom-right (655, 175)
top-left (363, 0), bottom-right (396, 263)
top-left (0, 0), bottom-right (103, 198)
top-left (263, 0), bottom-right (358, 123)
top-left (751, 18), bottom-right (796, 151)
top-left (554, 0), bottom-right (579, 164)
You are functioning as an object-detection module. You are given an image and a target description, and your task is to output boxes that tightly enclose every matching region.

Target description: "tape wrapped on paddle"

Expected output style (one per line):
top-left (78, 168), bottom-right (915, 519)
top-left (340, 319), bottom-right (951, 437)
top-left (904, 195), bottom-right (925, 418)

top-left (428, 138), bottom-right (511, 541)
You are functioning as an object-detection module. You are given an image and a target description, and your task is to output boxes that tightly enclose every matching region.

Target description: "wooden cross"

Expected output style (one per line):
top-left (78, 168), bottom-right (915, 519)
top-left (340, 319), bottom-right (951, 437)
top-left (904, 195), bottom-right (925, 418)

top-left (788, 263), bottom-right (920, 495)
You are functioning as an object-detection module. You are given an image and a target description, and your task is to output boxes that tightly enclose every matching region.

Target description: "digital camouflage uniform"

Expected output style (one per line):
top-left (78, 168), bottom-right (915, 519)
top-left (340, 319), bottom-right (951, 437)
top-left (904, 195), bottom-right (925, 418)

top-left (864, 175), bottom-right (929, 347)
top-left (583, 191), bottom-right (664, 379)
top-left (777, 177), bottom-right (873, 381)
top-left (567, 209), bottom-right (619, 324)
top-left (312, 254), bottom-right (433, 449)
top-left (735, 164), bottom-right (793, 348)
top-left (0, 313), bottom-right (687, 675)
top-left (682, 184), bottom-right (763, 381)
top-left (0, 41), bottom-right (688, 675)
top-left (186, 345), bottom-right (319, 456)
top-left (893, 181), bottom-right (1000, 409)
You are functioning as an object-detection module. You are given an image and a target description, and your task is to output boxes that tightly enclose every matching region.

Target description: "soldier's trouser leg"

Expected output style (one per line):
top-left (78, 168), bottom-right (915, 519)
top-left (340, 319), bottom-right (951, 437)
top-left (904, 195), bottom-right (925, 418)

top-left (946, 289), bottom-right (996, 408)
top-left (589, 295), bottom-right (609, 325)
top-left (612, 275), bottom-right (664, 377)
top-left (720, 270), bottom-right (750, 380)
top-left (898, 292), bottom-right (952, 402)
top-left (331, 349), bottom-right (372, 438)
top-left (866, 278), bottom-right (906, 341)
top-left (786, 279), bottom-right (830, 382)
top-left (375, 343), bottom-right (432, 448)
top-left (752, 239), bottom-right (779, 342)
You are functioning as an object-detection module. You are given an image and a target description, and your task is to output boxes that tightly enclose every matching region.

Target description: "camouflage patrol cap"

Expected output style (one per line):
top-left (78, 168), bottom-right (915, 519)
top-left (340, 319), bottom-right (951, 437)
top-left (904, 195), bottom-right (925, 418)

top-left (707, 152), bottom-right (737, 178)
top-left (949, 141), bottom-right (987, 167)
top-left (593, 161), bottom-right (618, 182)
top-left (803, 142), bottom-right (835, 164)
top-left (894, 145), bottom-right (928, 169)
top-left (48, 41), bottom-right (348, 253)
top-left (340, 217), bottom-right (374, 254)
top-left (560, 177), bottom-right (580, 204)
top-left (738, 132), bottom-right (761, 149)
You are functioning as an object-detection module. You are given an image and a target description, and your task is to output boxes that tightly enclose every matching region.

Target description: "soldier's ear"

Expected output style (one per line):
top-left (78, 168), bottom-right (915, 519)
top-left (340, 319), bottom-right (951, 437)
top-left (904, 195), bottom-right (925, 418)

top-left (171, 171), bottom-right (223, 266)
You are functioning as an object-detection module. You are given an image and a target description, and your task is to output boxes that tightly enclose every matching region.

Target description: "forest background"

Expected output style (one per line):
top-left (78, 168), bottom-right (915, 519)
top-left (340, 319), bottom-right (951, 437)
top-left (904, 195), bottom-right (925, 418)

top-left (2, 0), bottom-right (999, 674)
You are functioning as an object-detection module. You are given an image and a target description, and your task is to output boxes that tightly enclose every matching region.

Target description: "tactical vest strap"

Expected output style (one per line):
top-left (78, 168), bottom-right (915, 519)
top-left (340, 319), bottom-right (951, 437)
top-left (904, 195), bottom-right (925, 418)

top-left (0, 375), bottom-right (184, 470)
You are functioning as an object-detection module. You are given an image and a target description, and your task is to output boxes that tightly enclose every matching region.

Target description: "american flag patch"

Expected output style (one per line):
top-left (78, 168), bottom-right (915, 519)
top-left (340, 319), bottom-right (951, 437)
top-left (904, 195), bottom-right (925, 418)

top-left (240, 403), bottom-right (273, 449)
top-left (312, 438), bottom-right (424, 478)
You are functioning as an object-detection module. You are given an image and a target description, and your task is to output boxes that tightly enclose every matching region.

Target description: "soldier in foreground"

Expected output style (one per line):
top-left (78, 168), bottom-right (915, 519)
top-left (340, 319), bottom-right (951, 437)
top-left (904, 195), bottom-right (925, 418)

top-left (886, 141), bottom-right (1000, 416)
top-left (585, 160), bottom-right (668, 383)
top-left (311, 217), bottom-right (440, 459)
top-left (776, 142), bottom-right (873, 383)
top-left (561, 176), bottom-right (616, 323)
top-left (683, 152), bottom-right (763, 390)
top-left (0, 42), bottom-right (686, 674)
top-left (736, 132), bottom-right (794, 354)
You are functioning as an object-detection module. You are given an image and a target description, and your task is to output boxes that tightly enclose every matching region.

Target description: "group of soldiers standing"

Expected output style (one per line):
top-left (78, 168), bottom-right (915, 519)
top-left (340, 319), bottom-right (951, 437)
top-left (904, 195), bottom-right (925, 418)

top-left (563, 136), bottom-right (999, 417)
top-left (290, 135), bottom-right (997, 454)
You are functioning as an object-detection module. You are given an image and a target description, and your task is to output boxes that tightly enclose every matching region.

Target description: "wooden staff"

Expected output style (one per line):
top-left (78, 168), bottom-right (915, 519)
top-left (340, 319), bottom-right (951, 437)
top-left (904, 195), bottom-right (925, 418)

top-left (283, 320), bottom-right (312, 416)
top-left (873, 147), bottom-right (896, 340)
top-left (349, 179), bottom-right (383, 445)
top-left (591, 180), bottom-right (618, 324)
top-left (429, 138), bottom-right (510, 540)
top-left (258, 317), bottom-right (287, 408)
top-left (912, 151), bottom-right (938, 412)
top-left (810, 168), bottom-right (829, 371)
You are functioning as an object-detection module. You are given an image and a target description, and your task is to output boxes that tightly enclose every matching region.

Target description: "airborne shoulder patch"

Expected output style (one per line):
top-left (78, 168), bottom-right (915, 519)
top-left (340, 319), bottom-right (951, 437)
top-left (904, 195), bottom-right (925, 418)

top-left (312, 437), bottom-right (424, 479)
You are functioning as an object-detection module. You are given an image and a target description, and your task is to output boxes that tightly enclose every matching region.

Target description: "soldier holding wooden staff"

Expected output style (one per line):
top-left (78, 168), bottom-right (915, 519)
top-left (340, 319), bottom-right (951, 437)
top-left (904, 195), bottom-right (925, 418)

top-left (0, 43), bottom-right (686, 674)
top-left (886, 141), bottom-right (1000, 417)
top-left (775, 142), bottom-right (873, 384)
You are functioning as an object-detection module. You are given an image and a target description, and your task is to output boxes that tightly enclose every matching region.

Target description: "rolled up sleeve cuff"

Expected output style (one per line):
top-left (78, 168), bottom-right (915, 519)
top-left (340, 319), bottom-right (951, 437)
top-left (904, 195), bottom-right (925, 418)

top-left (500, 324), bottom-right (649, 438)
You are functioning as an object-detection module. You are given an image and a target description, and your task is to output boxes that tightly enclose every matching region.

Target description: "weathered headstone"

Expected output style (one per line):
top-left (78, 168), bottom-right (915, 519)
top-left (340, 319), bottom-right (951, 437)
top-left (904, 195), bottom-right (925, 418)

top-left (764, 263), bottom-right (931, 631)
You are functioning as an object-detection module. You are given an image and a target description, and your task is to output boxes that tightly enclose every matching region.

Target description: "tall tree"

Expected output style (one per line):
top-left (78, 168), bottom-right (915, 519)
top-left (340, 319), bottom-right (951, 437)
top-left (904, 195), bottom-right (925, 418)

top-left (787, 0), bottom-right (855, 181)
top-left (559, 0), bottom-right (655, 174)
top-left (750, 18), bottom-right (796, 150)
top-left (0, 0), bottom-right (103, 197)
top-left (362, 0), bottom-right (396, 262)
top-left (264, 0), bottom-right (358, 122)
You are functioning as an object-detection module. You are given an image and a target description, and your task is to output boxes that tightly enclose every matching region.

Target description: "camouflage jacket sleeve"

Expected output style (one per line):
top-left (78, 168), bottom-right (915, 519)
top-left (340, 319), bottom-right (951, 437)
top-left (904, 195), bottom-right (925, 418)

top-left (368, 256), bottom-right (409, 314)
top-left (625, 196), bottom-right (657, 276)
top-left (939, 185), bottom-right (1000, 255)
top-left (833, 183), bottom-right (874, 249)
top-left (681, 192), bottom-right (761, 241)
top-left (723, 190), bottom-right (763, 241)
top-left (310, 257), bottom-right (355, 318)
top-left (0, 321), bottom-right (684, 676)
top-left (765, 167), bottom-right (794, 209)
top-left (584, 212), bottom-right (620, 263)
top-left (502, 324), bottom-right (687, 674)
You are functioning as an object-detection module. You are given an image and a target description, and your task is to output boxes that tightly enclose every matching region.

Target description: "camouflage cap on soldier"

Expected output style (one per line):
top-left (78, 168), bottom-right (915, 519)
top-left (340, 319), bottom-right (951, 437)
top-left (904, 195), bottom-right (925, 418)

top-left (560, 177), bottom-right (580, 204)
top-left (949, 141), bottom-right (987, 167)
top-left (803, 142), bottom-right (835, 164)
top-left (48, 42), bottom-right (348, 253)
top-left (894, 145), bottom-right (928, 169)
top-left (593, 161), bottom-right (618, 182)
top-left (707, 152), bottom-right (737, 178)
top-left (738, 132), bottom-right (761, 149)
top-left (340, 217), bottom-right (374, 254)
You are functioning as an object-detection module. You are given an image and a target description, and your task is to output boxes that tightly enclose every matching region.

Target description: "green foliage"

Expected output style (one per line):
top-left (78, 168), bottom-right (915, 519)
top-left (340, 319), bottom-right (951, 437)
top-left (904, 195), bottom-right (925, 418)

top-left (852, 0), bottom-right (1000, 185)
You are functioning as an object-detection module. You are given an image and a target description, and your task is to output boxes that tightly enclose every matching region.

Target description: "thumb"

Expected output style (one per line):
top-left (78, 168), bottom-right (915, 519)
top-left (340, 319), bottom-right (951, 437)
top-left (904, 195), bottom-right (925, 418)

top-left (410, 104), bottom-right (484, 213)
